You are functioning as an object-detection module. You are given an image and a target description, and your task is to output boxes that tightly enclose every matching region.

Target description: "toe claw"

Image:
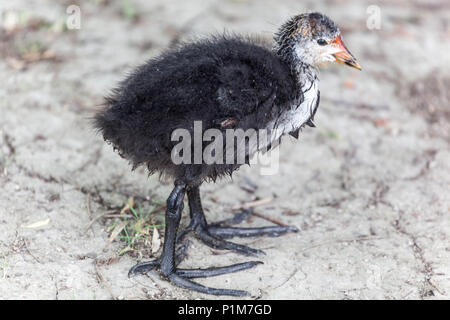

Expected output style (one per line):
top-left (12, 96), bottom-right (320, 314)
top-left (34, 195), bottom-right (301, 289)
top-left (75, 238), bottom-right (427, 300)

top-left (128, 260), bottom-right (160, 277)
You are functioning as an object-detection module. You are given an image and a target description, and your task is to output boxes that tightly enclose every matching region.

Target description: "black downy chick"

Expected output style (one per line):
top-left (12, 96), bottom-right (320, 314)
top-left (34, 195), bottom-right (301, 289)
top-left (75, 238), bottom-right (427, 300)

top-left (94, 12), bottom-right (361, 296)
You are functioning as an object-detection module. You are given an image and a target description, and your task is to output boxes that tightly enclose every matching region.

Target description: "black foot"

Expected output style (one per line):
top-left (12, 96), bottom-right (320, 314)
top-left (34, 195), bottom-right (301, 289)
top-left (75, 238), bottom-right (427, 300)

top-left (178, 202), bottom-right (299, 256)
top-left (128, 259), bottom-right (262, 296)
top-left (128, 184), bottom-right (298, 297)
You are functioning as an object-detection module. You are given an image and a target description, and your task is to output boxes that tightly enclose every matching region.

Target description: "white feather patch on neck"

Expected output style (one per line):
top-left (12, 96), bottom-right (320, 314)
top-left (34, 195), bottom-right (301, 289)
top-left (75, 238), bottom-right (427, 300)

top-left (265, 72), bottom-right (319, 143)
top-left (245, 68), bottom-right (320, 158)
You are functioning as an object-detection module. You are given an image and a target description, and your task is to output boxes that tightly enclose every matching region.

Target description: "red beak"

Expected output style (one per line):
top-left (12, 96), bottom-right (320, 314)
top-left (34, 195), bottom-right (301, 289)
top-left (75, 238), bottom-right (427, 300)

top-left (332, 36), bottom-right (361, 70)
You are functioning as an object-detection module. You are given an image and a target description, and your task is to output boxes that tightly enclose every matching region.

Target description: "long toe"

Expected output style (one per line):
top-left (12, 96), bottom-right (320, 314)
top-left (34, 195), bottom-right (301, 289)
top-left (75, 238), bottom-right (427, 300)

top-left (176, 261), bottom-right (263, 279)
top-left (196, 228), bottom-right (265, 256)
top-left (168, 273), bottom-right (250, 297)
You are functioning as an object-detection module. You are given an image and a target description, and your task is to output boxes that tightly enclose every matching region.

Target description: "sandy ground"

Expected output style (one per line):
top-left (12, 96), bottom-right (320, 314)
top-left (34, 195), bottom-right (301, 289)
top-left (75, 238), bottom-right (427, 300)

top-left (0, 0), bottom-right (449, 300)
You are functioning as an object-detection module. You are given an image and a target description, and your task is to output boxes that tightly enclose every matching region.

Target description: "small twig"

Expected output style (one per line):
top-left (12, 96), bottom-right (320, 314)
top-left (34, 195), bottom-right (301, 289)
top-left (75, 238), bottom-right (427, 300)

top-left (240, 185), bottom-right (256, 193)
top-left (109, 220), bottom-right (127, 243)
top-left (3, 132), bottom-right (16, 156)
top-left (429, 279), bottom-right (445, 295)
top-left (86, 194), bottom-right (95, 236)
top-left (24, 238), bottom-right (41, 264)
top-left (252, 210), bottom-right (289, 227)
top-left (274, 268), bottom-right (299, 289)
top-left (94, 259), bottom-right (117, 300)
top-left (299, 236), bottom-right (385, 253)
top-left (84, 210), bottom-right (117, 233)
top-left (231, 197), bottom-right (273, 211)
top-left (103, 214), bottom-right (133, 219)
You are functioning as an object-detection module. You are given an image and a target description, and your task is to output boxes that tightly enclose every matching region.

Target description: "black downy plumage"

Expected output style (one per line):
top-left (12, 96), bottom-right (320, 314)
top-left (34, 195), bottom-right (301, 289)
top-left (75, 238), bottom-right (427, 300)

top-left (95, 36), bottom-right (302, 183)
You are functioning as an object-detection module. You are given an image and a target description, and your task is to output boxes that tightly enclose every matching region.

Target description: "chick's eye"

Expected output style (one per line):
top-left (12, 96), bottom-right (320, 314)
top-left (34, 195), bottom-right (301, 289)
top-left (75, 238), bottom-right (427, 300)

top-left (317, 39), bottom-right (327, 46)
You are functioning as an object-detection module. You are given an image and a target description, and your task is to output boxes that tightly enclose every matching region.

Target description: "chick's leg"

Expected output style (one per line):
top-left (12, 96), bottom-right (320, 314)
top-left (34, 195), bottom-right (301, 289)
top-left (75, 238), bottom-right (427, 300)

top-left (128, 183), bottom-right (261, 297)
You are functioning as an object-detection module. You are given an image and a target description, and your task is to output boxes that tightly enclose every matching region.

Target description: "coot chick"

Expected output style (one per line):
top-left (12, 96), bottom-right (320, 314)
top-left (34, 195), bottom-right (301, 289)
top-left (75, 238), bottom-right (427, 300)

top-left (94, 12), bottom-right (361, 296)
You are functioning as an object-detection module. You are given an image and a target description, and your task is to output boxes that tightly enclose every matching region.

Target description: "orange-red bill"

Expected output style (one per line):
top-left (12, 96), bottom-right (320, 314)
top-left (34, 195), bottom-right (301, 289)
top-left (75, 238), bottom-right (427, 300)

top-left (332, 36), bottom-right (362, 70)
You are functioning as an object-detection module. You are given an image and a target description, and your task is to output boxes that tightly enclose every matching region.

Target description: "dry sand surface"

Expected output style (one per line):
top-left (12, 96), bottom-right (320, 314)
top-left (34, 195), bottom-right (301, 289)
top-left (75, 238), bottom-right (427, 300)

top-left (0, 0), bottom-right (449, 299)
